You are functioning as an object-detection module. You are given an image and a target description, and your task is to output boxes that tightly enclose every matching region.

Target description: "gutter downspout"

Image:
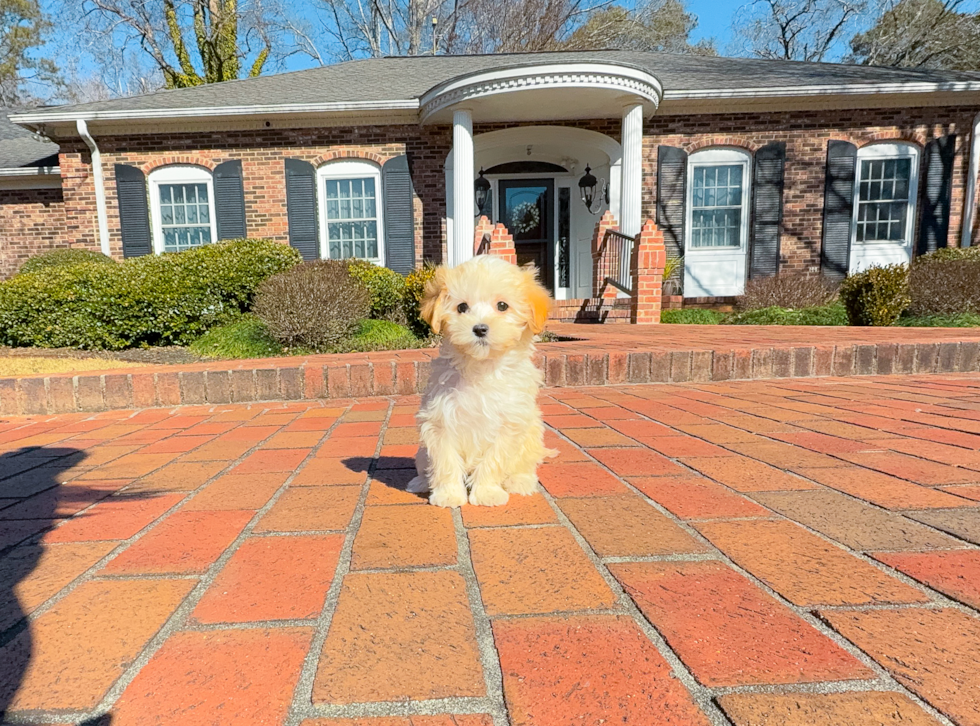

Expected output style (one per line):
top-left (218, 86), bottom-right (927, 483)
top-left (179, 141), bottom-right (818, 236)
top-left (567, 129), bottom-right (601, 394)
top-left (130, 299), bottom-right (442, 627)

top-left (961, 110), bottom-right (980, 249)
top-left (76, 119), bottom-right (111, 256)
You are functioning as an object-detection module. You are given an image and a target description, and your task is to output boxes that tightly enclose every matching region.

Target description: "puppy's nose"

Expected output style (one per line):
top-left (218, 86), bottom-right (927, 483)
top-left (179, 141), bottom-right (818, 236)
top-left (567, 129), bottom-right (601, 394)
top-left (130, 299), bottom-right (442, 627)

top-left (472, 323), bottom-right (489, 338)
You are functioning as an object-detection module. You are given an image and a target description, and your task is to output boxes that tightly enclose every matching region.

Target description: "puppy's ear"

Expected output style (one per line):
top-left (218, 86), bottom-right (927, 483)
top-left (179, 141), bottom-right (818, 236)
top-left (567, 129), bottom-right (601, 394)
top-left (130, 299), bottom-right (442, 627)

top-left (420, 266), bottom-right (448, 335)
top-left (521, 265), bottom-right (552, 334)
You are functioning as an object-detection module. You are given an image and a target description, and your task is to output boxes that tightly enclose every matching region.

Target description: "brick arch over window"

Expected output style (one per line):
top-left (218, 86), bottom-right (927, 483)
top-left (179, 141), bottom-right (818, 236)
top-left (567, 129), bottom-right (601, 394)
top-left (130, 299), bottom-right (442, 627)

top-left (311, 150), bottom-right (389, 168)
top-left (139, 156), bottom-right (218, 174)
top-left (860, 133), bottom-right (925, 149)
top-left (684, 136), bottom-right (763, 154)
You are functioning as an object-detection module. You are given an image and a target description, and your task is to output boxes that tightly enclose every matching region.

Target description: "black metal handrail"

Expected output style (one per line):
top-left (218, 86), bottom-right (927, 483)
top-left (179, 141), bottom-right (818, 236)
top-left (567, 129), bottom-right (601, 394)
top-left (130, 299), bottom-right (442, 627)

top-left (594, 229), bottom-right (637, 294)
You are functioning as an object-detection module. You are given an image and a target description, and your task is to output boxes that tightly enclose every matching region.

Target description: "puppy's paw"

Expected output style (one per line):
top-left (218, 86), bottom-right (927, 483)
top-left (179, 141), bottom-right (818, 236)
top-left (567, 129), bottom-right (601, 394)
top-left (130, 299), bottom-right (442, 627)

top-left (469, 485), bottom-right (509, 507)
top-left (429, 484), bottom-right (468, 508)
top-left (406, 476), bottom-right (429, 494)
top-left (502, 472), bottom-right (538, 495)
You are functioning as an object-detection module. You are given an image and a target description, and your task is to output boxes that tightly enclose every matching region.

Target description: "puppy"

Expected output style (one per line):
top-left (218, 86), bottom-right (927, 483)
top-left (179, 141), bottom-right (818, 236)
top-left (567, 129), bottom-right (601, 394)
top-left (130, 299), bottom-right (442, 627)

top-left (406, 255), bottom-right (556, 507)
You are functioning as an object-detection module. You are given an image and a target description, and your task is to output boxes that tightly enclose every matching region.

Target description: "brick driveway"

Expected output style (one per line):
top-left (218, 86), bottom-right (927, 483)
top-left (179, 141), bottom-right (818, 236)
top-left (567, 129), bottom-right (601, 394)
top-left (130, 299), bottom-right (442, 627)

top-left (1, 375), bottom-right (979, 725)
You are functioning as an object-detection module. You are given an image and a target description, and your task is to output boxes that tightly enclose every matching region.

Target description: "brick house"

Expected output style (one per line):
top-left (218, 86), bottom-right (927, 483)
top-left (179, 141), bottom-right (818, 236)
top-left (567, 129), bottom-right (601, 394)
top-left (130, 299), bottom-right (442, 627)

top-left (4, 51), bottom-right (980, 317)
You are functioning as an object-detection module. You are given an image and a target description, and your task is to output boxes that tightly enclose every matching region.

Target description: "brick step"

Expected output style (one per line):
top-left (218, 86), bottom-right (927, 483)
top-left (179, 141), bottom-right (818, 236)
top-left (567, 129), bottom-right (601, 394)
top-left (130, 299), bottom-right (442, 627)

top-left (553, 298), bottom-right (632, 324)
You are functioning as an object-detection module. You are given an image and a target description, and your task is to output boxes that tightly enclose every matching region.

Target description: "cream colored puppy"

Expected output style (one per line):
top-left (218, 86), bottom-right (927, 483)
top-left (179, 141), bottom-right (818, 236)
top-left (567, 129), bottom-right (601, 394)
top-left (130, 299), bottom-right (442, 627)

top-left (407, 255), bottom-right (555, 507)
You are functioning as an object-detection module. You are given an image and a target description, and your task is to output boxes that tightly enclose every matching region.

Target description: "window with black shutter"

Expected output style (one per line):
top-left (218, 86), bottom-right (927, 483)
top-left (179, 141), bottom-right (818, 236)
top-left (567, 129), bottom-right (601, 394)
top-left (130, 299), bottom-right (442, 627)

top-left (114, 164), bottom-right (152, 258)
top-left (382, 155), bottom-right (416, 274)
top-left (917, 134), bottom-right (956, 256)
top-left (657, 145), bottom-right (688, 259)
top-left (750, 142), bottom-right (786, 278)
top-left (284, 158), bottom-right (320, 261)
top-left (820, 140), bottom-right (858, 280)
top-left (213, 160), bottom-right (247, 240)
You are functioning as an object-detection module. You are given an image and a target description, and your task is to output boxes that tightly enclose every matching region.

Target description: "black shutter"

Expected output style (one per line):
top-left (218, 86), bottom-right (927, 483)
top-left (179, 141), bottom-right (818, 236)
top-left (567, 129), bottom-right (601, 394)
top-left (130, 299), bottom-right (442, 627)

top-left (917, 134), bottom-right (956, 256)
top-left (214, 160), bottom-right (247, 240)
top-left (114, 164), bottom-right (152, 258)
top-left (820, 140), bottom-right (858, 281)
top-left (657, 145), bottom-right (687, 258)
top-left (750, 142), bottom-right (786, 278)
top-left (382, 155), bottom-right (416, 274)
top-left (284, 158), bottom-right (319, 261)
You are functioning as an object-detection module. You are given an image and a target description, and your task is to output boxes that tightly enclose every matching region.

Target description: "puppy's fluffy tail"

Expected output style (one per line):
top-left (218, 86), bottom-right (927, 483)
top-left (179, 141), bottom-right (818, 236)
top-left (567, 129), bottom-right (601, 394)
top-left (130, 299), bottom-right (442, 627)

top-left (544, 448), bottom-right (560, 459)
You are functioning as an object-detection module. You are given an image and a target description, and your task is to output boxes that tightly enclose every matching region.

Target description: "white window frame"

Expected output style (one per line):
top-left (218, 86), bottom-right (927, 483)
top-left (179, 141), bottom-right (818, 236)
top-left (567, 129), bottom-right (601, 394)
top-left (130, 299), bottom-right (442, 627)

top-left (685, 148), bottom-right (752, 252)
top-left (147, 165), bottom-right (217, 255)
top-left (851, 142), bottom-right (920, 248)
top-left (317, 160), bottom-right (385, 266)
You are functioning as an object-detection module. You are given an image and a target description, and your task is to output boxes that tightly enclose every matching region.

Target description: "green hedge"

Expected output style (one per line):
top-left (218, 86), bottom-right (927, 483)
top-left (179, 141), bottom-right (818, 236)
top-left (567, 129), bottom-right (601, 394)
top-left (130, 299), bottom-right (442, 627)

top-left (0, 239), bottom-right (301, 350)
top-left (18, 248), bottom-right (115, 274)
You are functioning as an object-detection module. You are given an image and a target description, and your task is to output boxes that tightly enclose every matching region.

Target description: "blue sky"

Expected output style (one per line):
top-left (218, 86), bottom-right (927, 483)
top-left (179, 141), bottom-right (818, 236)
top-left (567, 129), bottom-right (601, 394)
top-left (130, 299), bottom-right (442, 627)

top-left (686, 0), bottom-right (737, 48)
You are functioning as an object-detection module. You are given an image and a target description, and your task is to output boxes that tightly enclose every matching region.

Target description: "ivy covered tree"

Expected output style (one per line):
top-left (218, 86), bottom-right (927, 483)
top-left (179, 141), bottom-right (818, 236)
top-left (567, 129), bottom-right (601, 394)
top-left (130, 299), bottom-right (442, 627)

top-left (77, 0), bottom-right (271, 89)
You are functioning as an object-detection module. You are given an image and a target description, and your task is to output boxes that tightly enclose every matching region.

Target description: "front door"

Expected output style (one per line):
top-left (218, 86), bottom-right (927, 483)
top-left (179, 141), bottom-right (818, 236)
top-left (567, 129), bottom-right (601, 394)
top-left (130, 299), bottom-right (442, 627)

top-left (499, 179), bottom-right (555, 291)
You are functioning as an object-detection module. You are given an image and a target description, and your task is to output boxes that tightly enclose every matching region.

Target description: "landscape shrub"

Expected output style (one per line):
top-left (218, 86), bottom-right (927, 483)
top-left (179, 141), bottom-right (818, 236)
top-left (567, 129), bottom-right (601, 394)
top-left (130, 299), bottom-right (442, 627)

top-left (0, 239), bottom-right (300, 350)
top-left (331, 319), bottom-right (421, 353)
top-left (895, 312), bottom-right (980, 327)
top-left (838, 264), bottom-right (910, 326)
top-left (18, 248), bottom-right (115, 274)
top-left (403, 265), bottom-right (438, 337)
top-left (253, 260), bottom-right (370, 350)
top-left (189, 314), bottom-right (284, 359)
top-left (736, 273), bottom-right (838, 312)
top-left (725, 302), bottom-right (848, 326)
top-left (908, 247), bottom-right (980, 316)
top-left (346, 259), bottom-right (407, 320)
top-left (660, 308), bottom-right (725, 324)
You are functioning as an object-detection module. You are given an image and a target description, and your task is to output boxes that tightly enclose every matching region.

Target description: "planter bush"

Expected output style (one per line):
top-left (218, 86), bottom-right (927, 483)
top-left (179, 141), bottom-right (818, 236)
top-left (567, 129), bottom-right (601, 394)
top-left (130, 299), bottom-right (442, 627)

top-left (838, 264), bottom-right (910, 326)
top-left (253, 260), bottom-right (370, 350)
top-left (403, 265), bottom-right (437, 337)
top-left (909, 247), bottom-right (980, 316)
top-left (18, 248), bottom-right (115, 274)
top-left (346, 259), bottom-right (407, 321)
top-left (737, 273), bottom-right (837, 312)
top-left (0, 239), bottom-right (300, 350)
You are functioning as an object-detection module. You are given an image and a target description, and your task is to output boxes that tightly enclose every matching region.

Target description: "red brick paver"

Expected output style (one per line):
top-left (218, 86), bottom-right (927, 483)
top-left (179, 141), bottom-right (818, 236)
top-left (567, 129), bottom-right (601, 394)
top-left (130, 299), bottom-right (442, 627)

top-left (2, 374), bottom-right (980, 725)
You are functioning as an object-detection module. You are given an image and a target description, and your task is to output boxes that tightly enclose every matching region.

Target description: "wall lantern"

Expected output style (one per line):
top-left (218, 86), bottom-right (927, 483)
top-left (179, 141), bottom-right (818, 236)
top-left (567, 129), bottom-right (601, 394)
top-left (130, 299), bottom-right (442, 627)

top-left (474, 168), bottom-right (491, 217)
top-left (579, 164), bottom-right (607, 215)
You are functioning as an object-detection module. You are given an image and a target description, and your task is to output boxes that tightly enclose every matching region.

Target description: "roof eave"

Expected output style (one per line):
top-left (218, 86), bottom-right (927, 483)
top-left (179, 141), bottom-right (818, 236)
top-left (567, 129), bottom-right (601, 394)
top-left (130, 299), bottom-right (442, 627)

top-left (9, 99), bottom-right (421, 128)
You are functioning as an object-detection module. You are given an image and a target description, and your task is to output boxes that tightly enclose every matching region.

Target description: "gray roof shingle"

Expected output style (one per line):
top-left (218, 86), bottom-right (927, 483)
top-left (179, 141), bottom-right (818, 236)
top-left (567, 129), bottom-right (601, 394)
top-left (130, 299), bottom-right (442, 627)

top-left (12, 50), bottom-right (980, 121)
top-left (0, 109), bottom-right (59, 167)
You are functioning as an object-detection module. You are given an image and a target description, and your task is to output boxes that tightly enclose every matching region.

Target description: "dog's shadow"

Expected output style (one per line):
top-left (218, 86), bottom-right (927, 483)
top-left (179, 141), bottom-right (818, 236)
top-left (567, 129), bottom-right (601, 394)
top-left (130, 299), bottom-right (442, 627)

top-left (342, 456), bottom-right (426, 501)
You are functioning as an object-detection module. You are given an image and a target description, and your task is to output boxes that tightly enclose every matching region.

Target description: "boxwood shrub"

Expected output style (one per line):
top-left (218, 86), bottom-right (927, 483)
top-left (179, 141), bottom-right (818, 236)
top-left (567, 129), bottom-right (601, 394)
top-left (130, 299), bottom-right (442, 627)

top-left (346, 259), bottom-right (407, 320)
top-left (18, 248), bottom-right (115, 274)
top-left (403, 265), bottom-right (437, 337)
top-left (0, 239), bottom-right (301, 350)
top-left (838, 264), bottom-right (910, 326)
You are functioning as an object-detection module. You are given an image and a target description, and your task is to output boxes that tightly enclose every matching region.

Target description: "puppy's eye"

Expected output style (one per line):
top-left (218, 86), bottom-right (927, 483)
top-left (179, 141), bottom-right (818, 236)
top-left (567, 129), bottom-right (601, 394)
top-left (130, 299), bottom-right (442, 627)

top-left (497, 301), bottom-right (509, 312)
top-left (457, 302), bottom-right (469, 314)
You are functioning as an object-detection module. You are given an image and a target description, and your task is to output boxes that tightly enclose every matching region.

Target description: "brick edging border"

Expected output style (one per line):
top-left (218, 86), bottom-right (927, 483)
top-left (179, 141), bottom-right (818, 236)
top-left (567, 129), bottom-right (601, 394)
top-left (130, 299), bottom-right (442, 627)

top-left (2, 340), bottom-right (978, 416)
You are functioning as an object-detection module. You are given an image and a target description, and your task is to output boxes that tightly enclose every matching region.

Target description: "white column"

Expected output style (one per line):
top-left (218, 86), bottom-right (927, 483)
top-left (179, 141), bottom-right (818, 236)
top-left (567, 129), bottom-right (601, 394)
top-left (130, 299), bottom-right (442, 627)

top-left (619, 102), bottom-right (644, 239)
top-left (451, 108), bottom-right (475, 266)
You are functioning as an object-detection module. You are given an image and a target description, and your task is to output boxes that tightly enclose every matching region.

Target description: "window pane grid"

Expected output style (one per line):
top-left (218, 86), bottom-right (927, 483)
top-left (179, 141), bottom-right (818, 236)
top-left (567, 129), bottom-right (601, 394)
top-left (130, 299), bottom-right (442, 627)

top-left (856, 158), bottom-right (911, 243)
top-left (159, 183), bottom-right (212, 253)
top-left (691, 164), bottom-right (743, 248)
top-left (324, 176), bottom-right (379, 259)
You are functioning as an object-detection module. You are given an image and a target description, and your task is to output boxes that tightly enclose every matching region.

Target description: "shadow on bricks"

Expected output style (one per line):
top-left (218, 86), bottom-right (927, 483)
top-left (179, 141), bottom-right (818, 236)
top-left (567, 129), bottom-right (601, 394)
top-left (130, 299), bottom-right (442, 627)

top-left (0, 447), bottom-right (158, 721)
top-left (343, 456), bottom-right (425, 499)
